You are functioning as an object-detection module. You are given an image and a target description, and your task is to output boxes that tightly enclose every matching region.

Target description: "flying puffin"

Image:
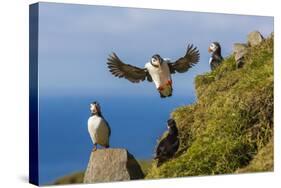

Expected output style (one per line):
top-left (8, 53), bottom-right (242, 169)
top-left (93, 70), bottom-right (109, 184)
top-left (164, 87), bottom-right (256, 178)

top-left (155, 119), bottom-right (180, 167)
top-left (107, 44), bottom-right (200, 98)
top-left (87, 101), bottom-right (111, 151)
top-left (208, 42), bottom-right (223, 71)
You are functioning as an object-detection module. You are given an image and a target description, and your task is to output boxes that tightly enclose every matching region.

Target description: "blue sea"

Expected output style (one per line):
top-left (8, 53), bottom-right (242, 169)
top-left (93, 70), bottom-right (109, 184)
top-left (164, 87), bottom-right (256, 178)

top-left (38, 95), bottom-right (195, 184)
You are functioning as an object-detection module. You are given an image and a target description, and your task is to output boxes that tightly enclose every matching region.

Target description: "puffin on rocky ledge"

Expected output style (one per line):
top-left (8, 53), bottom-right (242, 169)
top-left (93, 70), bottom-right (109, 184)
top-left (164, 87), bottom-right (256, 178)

top-left (208, 42), bottom-right (223, 71)
top-left (155, 119), bottom-right (180, 167)
top-left (107, 44), bottom-right (200, 98)
top-left (87, 101), bottom-right (111, 151)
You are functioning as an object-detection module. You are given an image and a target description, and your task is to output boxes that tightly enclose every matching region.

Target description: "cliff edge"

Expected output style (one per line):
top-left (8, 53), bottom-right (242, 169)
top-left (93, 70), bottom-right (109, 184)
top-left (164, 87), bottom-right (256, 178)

top-left (147, 31), bottom-right (273, 178)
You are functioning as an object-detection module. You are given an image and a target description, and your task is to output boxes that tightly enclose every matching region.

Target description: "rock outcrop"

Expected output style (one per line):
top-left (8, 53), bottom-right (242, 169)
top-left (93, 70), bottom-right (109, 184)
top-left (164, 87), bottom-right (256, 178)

top-left (247, 31), bottom-right (264, 47)
top-left (233, 43), bottom-right (248, 68)
top-left (232, 31), bottom-right (265, 68)
top-left (83, 148), bottom-right (144, 183)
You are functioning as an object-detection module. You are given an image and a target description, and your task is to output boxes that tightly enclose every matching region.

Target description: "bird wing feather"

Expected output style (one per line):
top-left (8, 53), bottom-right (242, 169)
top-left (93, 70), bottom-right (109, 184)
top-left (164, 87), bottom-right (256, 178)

top-left (168, 44), bottom-right (200, 74)
top-left (107, 53), bottom-right (152, 83)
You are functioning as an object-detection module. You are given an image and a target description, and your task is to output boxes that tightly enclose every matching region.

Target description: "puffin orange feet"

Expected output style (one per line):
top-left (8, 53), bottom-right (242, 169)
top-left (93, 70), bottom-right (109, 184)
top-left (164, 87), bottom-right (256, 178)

top-left (92, 144), bottom-right (97, 152)
top-left (166, 80), bottom-right (172, 86)
top-left (158, 86), bottom-right (164, 91)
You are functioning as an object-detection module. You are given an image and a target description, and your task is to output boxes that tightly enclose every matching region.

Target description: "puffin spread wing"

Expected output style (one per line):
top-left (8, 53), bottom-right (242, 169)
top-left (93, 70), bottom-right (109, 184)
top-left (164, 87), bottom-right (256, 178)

top-left (168, 44), bottom-right (200, 74)
top-left (107, 53), bottom-right (152, 83)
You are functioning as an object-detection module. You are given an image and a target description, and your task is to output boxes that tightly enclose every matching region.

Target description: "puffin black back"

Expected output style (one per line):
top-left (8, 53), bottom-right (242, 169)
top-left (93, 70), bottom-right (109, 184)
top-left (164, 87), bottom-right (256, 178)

top-left (29, 2), bottom-right (274, 186)
top-left (155, 119), bottom-right (180, 167)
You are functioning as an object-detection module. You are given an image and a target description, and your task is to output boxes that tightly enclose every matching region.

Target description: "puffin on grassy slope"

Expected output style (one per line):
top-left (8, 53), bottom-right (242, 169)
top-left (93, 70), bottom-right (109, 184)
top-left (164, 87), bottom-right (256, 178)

top-left (155, 119), bottom-right (180, 167)
top-left (107, 44), bottom-right (200, 98)
top-left (208, 42), bottom-right (223, 70)
top-left (87, 101), bottom-right (111, 151)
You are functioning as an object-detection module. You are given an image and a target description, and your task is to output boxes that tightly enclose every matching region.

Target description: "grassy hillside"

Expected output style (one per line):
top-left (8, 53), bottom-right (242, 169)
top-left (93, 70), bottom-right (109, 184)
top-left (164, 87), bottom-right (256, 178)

top-left (146, 35), bottom-right (273, 178)
top-left (54, 171), bottom-right (84, 185)
top-left (138, 159), bottom-right (153, 176)
top-left (236, 138), bottom-right (273, 173)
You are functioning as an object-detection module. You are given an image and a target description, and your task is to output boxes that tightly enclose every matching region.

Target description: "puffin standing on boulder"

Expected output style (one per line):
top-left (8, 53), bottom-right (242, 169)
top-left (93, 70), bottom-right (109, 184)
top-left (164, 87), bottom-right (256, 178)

top-left (107, 44), bottom-right (200, 98)
top-left (208, 42), bottom-right (223, 70)
top-left (87, 101), bottom-right (111, 151)
top-left (155, 119), bottom-right (180, 167)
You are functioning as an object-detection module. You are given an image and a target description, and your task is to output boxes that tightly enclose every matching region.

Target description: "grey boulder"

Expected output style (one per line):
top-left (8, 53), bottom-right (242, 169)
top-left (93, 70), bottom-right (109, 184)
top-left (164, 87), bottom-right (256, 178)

top-left (247, 31), bottom-right (264, 47)
top-left (233, 43), bottom-right (248, 68)
top-left (83, 148), bottom-right (144, 183)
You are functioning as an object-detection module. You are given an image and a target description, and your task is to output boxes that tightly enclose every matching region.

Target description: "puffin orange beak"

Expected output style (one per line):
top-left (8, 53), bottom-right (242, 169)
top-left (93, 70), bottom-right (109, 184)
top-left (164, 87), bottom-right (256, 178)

top-left (208, 47), bottom-right (212, 53)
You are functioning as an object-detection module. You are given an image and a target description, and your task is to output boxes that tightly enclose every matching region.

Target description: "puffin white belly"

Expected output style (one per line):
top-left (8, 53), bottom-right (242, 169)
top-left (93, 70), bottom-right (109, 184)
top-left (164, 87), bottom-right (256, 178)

top-left (145, 62), bottom-right (172, 97)
top-left (145, 62), bottom-right (172, 86)
top-left (88, 116), bottom-right (110, 147)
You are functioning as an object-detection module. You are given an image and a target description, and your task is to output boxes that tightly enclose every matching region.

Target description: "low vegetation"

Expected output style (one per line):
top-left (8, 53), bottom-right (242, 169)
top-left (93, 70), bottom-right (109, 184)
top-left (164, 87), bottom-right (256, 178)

top-left (54, 171), bottom-right (84, 185)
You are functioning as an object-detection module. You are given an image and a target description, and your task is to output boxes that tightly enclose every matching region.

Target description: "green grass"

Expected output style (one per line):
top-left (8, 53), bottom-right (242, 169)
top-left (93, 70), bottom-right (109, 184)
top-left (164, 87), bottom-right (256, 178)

top-left (137, 159), bottom-right (153, 176)
top-left (146, 35), bottom-right (273, 179)
top-left (236, 138), bottom-right (273, 173)
top-left (53, 171), bottom-right (84, 185)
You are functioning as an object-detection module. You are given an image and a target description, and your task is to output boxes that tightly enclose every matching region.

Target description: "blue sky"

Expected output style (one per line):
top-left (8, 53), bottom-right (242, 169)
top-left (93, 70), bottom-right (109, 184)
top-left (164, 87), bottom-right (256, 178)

top-left (36, 2), bottom-right (273, 184)
top-left (38, 2), bottom-right (274, 98)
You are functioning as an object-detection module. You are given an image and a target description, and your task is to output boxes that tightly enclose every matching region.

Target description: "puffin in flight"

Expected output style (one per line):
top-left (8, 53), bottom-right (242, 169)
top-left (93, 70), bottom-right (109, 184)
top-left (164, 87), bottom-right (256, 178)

top-left (107, 44), bottom-right (200, 98)
top-left (155, 119), bottom-right (180, 167)
top-left (87, 101), bottom-right (111, 151)
top-left (208, 42), bottom-right (223, 71)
